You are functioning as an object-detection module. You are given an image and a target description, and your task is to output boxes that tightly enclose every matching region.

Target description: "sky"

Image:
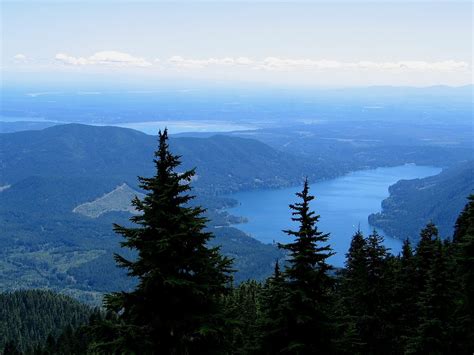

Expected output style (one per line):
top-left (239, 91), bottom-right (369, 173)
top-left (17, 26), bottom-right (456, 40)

top-left (1, 0), bottom-right (473, 87)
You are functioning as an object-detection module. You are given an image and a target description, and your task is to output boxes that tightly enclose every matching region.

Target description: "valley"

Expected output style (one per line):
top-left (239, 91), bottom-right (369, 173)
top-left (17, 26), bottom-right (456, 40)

top-left (2, 1), bottom-right (473, 351)
top-left (0, 120), bottom-right (471, 303)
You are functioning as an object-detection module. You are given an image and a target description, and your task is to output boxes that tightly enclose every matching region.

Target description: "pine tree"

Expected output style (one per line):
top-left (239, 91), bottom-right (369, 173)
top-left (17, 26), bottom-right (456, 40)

top-left (359, 230), bottom-right (389, 354)
top-left (277, 179), bottom-right (335, 353)
top-left (336, 230), bottom-right (368, 353)
top-left (452, 195), bottom-right (474, 352)
top-left (258, 261), bottom-right (291, 354)
top-left (221, 280), bottom-right (263, 354)
top-left (343, 230), bottom-right (368, 310)
top-left (43, 335), bottom-right (56, 354)
top-left (408, 238), bottom-right (453, 354)
top-left (392, 239), bottom-right (418, 351)
top-left (98, 129), bottom-right (233, 354)
top-left (2, 341), bottom-right (22, 355)
top-left (415, 222), bottom-right (439, 291)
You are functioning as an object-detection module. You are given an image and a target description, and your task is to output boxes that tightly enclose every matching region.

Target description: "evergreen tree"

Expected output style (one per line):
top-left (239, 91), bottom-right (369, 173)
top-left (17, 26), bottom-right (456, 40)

top-left (277, 179), bottom-right (334, 353)
top-left (335, 230), bottom-right (368, 354)
top-left (452, 195), bottom-right (474, 353)
top-left (415, 222), bottom-right (439, 291)
top-left (343, 229), bottom-right (368, 311)
top-left (99, 129), bottom-right (233, 354)
top-left (258, 261), bottom-right (291, 354)
top-left (356, 230), bottom-right (390, 354)
top-left (221, 280), bottom-right (263, 354)
top-left (2, 341), bottom-right (22, 355)
top-left (43, 335), bottom-right (56, 355)
top-left (408, 238), bottom-right (453, 354)
top-left (0, 290), bottom-right (92, 354)
top-left (391, 239), bottom-right (418, 352)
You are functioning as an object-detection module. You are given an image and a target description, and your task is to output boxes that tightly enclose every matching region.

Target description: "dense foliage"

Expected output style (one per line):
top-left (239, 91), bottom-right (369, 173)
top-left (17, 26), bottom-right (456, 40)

top-left (0, 290), bottom-right (93, 353)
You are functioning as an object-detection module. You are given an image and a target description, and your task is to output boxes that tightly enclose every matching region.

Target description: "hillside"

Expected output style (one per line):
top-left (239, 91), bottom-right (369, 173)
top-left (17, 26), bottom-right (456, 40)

top-left (0, 123), bottom-right (318, 193)
top-left (0, 290), bottom-right (93, 353)
top-left (0, 124), bottom-right (294, 299)
top-left (369, 160), bottom-right (474, 240)
top-left (73, 183), bottom-right (144, 218)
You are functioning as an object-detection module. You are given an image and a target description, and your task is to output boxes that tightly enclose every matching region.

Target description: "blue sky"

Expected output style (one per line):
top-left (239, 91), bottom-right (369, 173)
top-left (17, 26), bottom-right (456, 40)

top-left (2, 1), bottom-right (472, 87)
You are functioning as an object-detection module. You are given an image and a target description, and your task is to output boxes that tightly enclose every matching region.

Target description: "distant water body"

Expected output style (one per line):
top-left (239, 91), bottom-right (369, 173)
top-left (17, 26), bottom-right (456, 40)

top-left (111, 121), bottom-right (256, 135)
top-left (228, 164), bottom-right (442, 267)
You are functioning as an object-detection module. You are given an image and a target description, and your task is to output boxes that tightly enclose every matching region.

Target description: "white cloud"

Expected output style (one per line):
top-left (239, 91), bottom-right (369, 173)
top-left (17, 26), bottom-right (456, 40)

top-left (52, 52), bottom-right (469, 75)
top-left (258, 57), bottom-right (342, 71)
top-left (235, 57), bottom-right (254, 65)
top-left (55, 51), bottom-right (152, 67)
top-left (165, 56), bottom-right (469, 72)
top-left (257, 58), bottom-right (469, 72)
top-left (168, 56), bottom-right (248, 69)
top-left (13, 54), bottom-right (27, 62)
top-left (55, 53), bottom-right (89, 66)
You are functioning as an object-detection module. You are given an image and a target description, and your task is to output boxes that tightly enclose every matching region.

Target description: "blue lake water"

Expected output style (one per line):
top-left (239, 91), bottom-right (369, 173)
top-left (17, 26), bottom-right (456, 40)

top-left (227, 164), bottom-right (442, 267)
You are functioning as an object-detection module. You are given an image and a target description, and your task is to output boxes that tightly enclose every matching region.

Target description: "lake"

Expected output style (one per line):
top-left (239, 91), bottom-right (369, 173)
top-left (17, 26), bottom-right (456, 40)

top-left (227, 164), bottom-right (442, 267)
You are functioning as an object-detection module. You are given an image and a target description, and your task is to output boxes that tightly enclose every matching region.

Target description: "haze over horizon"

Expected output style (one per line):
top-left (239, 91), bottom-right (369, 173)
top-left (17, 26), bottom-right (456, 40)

top-left (2, 0), bottom-right (472, 88)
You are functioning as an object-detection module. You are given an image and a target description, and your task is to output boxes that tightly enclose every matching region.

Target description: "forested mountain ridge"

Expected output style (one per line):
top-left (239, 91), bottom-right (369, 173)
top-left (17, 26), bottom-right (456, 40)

top-left (0, 124), bottom-right (295, 300)
top-left (0, 123), bottom-right (318, 193)
top-left (369, 160), bottom-right (474, 240)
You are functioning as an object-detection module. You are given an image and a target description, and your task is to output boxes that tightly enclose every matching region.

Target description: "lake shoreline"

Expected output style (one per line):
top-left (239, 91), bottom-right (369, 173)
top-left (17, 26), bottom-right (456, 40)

top-left (225, 164), bottom-right (442, 267)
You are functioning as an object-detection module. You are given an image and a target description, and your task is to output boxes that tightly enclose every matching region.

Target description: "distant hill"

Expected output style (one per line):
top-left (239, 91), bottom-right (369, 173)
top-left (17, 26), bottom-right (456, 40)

top-left (0, 124), bottom-right (317, 194)
top-left (369, 160), bottom-right (474, 241)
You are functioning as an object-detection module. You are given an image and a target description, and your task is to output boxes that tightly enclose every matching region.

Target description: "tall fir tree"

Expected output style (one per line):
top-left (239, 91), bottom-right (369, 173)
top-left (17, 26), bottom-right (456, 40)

top-left (391, 239), bottom-right (418, 352)
top-left (2, 341), bottom-right (22, 355)
top-left (336, 230), bottom-right (368, 354)
top-left (277, 179), bottom-right (335, 353)
top-left (452, 195), bottom-right (474, 353)
top-left (408, 238), bottom-right (453, 354)
top-left (98, 129), bottom-right (233, 354)
top-left (258, 261), bottom-right (291, 354)
top-left (359, 230), bottom-right (390, 354)
top-left (415, 222), bottom-right (439, 291)
top-left (221, 280), bottom-right (263, 354)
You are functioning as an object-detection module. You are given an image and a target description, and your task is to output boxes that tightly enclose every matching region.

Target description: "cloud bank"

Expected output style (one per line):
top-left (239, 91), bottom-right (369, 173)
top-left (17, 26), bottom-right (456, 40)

top-left (167, 56), bottom-right (469, 72)
top-left (52, 52), bottom-right (469, 73)
top-left (55, 51), bottom-right (152, 67)
top-left (168, 56), bottom-right (255, 68)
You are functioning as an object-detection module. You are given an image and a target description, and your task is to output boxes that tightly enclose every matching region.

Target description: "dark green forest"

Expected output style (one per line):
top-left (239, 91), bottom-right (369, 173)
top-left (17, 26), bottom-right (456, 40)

top-left (0, 290), bottom-right (94, 353)
top-left (2, 130), bottom-right (473, 354)
top-left (369, 160), bottom-right (474, 240)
